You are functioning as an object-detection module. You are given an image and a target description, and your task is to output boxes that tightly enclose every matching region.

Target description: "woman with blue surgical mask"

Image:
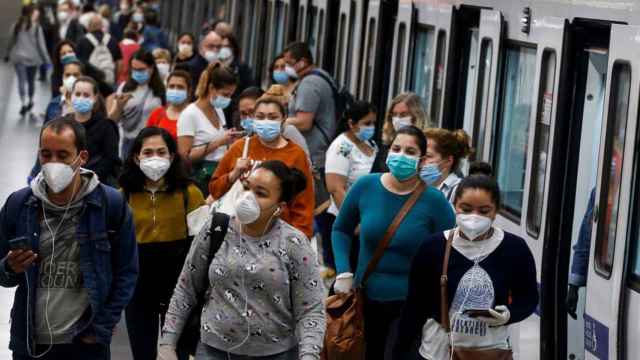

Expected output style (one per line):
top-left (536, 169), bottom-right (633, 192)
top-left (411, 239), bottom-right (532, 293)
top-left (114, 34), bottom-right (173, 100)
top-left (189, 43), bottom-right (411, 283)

top-left (108, 49), bottom-right (165, 160)
top-left (177, 62), bottom-right (241, 196)
top-left (146, 70), bottom-right (193, 140)
top-left (332, 126), bottom-right (456, 360)
top-left (421, 128), bottom-right (473, 203)
top-left (270, 55), bottom-right (297, 98)
top-left (210, 85), bottom-right (315, 238)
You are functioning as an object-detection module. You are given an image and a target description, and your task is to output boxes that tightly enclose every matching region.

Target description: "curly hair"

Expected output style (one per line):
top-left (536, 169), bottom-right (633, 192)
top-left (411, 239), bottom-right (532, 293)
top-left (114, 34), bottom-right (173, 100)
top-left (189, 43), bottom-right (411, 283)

top-left (382, 92), bottom-right (431, 145)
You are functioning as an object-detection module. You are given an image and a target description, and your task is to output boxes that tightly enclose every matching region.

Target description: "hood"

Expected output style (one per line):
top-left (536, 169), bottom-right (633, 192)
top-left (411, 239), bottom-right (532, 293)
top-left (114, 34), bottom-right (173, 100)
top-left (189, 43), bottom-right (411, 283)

top-left (31, 168), bottom-right (101, 211)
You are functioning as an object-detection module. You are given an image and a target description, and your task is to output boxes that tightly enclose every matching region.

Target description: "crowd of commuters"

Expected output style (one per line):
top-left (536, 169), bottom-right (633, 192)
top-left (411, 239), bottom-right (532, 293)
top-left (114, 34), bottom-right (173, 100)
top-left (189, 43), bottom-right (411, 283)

top-left (0, 1), bottom-right (539, 360)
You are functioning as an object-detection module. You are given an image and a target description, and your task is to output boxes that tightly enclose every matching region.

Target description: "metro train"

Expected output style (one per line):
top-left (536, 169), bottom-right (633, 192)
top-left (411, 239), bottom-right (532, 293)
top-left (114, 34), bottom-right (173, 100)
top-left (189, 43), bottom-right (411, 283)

top-left (156, 0), bottom-right (640, 359)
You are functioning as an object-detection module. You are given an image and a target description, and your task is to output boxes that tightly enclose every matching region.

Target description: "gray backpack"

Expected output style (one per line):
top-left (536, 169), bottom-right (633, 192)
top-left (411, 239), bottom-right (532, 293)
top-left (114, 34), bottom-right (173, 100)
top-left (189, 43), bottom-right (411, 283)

top-left (86, 33), bottom-right (115, 85)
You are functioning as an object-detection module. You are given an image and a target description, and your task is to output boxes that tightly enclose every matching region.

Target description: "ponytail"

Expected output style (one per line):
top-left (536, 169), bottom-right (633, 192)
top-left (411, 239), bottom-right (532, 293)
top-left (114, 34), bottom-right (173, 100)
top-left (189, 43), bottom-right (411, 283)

top-left (195, 61), bottom-right (237, 100)
top-left (255, 160), bottom-right (307, 203)
top-left (424, 128), bottom-right (474, 171)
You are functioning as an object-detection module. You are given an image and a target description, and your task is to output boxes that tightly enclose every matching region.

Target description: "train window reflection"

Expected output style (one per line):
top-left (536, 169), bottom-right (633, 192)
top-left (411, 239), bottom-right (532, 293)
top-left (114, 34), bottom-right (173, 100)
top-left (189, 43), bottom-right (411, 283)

top-left (308, 7), bottom-right (318, 57)
top-left (336, 14), bottom-right (346, 81)
top-left (493, 45), bottom-right (536, 219)
top-left (472, 39), bottom-right (492, 157)
top-left (431, 31), bottom-right (447, 125)
top-left (273, 2), bottom-right (285, 58)
top-left (527, 51), bottom-right (556, 238)
top-left (363, 18), bottom-right (376, 100)
top-left (408, 27), bottom-right (435, 112)
top-left (595, 62), bottom-right (630, 277)
top-left (393, 23), bottom-right (407, 95)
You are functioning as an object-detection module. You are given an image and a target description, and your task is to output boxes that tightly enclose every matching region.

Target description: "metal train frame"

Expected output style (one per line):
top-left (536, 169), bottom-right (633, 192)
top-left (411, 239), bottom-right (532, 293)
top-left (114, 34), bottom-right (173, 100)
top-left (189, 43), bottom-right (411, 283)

top-left (158, 1), bottom-right (640, 359)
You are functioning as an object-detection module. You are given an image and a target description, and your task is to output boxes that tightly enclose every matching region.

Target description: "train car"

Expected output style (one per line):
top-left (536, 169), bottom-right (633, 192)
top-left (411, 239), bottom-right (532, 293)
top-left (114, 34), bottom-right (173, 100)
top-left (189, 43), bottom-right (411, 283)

top-left (159, 1), bottom-right (640, 359)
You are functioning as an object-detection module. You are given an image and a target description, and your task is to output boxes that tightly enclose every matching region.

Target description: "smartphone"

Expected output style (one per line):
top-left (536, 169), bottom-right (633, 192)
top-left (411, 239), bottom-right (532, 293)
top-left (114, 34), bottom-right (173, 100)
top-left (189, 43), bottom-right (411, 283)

top-left (9, 236), bottom-right (31, 251)
top-left (463, 309), bottom-right (492, 318)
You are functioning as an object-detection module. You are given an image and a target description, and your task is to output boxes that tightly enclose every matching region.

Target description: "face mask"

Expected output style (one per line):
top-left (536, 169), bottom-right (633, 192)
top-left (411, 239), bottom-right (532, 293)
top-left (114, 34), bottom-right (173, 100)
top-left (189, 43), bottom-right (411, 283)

top-left (60, 53), bottom-right (78, 65)
top-left (204, 50), bottom-right (219, 63)
top-left (71, 96), bottom-right (94, 113)
top-left (285, 64), bottom-right (299, 79)
top-left (218, 47), bottom-right (233, 62)
top-left (42, 158), bottom-right (79, 194)
top-left (386, 152), bottom-right (419, 181)
top-left (273, 70), bottom-right (290, 85)
top-left (156, 63), bottom-right (170, 79)
top-left (132, 13), bottom-right (144, 23)
top-left (63, 75), bottom-right (77, 92)
top-left (178, 43), bottom-right (193, 57)
top-left (456, 213), bottom-right (493, 241)
top-left (392, 116), bottom-right (413, 131)
top-left (139, 156), bottom-right (171, 182)
top-left (420, 163), bottom-right (442, 186)
top-left (131, 69), bottom-right (150, 84)
top-left (211, 95), bottom-right (231, 109)
top-left (166, 88), bottom-right (188, 105)
top-left (241, 118), bottom-right (254, 133)
top-left (355, 125), bottom-right (375, 142)
top-left (254, 120), bottom-right (282, 142)
top-left (235, 190), bottom-right (261, 225)
top-left (57, 11), bottom-right (69, 22)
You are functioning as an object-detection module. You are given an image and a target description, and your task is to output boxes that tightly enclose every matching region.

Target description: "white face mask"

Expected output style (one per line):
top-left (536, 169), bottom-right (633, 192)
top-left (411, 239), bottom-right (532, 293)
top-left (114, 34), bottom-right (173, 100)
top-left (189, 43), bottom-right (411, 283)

top-left (392, 116), bottom-right (413, 131)
top-left (42, 158), bottom-right (79, 194)
top-left (234, 190), bottom-right (261, 225)
top-left (178, 43), bottom-right (193, 57)
top-left (204, 50), bottom-right (219, 63)
top-left (456, 213), bottom-right (493, 241)
top-left (156, 63), bottom-right (170, 79)
top-left (63, 75), bottom-right (77, 93)
top-left (284, 64), bottom-right (298, 79)
top-left (139, 156), bottom-right (171, 182)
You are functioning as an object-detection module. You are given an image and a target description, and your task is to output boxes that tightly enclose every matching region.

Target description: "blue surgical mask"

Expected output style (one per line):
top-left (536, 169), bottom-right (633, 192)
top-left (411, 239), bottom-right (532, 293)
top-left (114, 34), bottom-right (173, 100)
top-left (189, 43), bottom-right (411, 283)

top-left (386, 152), bottom-right (419, 181)
top-left (254, 120), bottom-right (282, 142)
top-left (420, 163), bottom-right (442, 186)
top-left (241, 118), bottom-right (254, 133)
top-left (356, 125), bottom-right (375, 142)
top-left (60, 53), bottom-right (78, 65)
top-left (131, 70), bottom-right (150, 84)
top-left (166, 89), bottom-right (188, 105)
top-left (71, 96), bottom-right (94, 114)
top-left (211, 95), bottom-right (231, 109)
top-left (273, 70), bottom-right (290, 85)
top-left (132, 12), bottom-right (144, 23)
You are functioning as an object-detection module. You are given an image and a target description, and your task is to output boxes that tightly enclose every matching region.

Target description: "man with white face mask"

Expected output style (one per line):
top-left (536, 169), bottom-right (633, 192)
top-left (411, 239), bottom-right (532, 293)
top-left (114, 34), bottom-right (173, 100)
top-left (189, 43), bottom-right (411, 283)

top-left (182, 30), bottom-right (223, 95)
top-left (0, 118), bottom-right (138, 359)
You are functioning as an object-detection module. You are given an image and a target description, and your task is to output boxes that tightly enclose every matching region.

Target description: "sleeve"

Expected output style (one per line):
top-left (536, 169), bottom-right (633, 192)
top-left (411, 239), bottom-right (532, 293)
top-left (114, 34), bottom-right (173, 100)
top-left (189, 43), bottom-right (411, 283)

top-left (506, 236), bottom-right (539, 324)
top-left (93, 121), bottom-right (120, 181)
top-left (325, 137), bottom-right (351, 176)
top-left (208, 141), bottom-right (242, 199)
top-left (0, 195), bottom-right (20, 288)
top-left (159, 216), bottom-right (216, 346)
top-left (146, 106), bottom-right (163, 128)
top-left (570, 189), bottom-right (595, 287)
top-left (92, 200), bottom-right (139, 344)
top-left (331, 176), bottom-right (364, 274)
top-left (186, 184), bottom-right (206, 212)
top-left (287, 150), bottom-right (315, 238)
top-left (294, 78), bottom-right (322, 114)
top-left (431, 190), bottom-right (456, 233)
top-left (177, 108), bottom-right (196, 137)
top-left (393, 238), bottom-right (441, 358)
top-left (37, 26), bottom-right (51, 64)
top-left (286, 231), bottom-right (326, 359)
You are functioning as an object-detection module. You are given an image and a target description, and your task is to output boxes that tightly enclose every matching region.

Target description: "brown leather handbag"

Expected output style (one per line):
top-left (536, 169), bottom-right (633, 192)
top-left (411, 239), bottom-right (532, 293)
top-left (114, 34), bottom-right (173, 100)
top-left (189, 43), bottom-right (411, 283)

top-left (441, 231), bottom-right (513, 360)
top-left (321, 182), bottom-right (427, 360)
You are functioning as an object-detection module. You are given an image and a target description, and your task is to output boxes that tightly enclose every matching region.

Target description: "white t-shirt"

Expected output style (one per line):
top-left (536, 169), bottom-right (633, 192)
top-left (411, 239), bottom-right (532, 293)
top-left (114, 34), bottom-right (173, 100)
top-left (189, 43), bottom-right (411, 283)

top-left (324, 133), bottom-right (378, 215)
top-left (177, 103), bottom-right (228, 162)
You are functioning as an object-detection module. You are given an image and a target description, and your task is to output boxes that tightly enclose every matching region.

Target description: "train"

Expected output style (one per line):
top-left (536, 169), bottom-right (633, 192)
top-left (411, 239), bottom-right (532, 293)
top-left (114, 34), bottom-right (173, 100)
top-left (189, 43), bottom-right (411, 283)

top-left (157, 0), bottom-right (640, 359)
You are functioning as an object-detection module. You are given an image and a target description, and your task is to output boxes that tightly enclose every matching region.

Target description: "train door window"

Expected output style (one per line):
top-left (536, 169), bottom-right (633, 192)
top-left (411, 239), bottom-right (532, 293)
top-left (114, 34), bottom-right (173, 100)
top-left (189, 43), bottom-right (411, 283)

top-left (393, 23), bottom-right (407, 96)
top-left (336, 14), bottom-right (346, 81)
top-left (527, 51), bottom-right (556, 237)
top-left (364, 18), bottom-right (376, 100)
top-left (308, 7), bottom-right (318, 57)
top-left (345, 1), bottom-right (355, 88)
top-left (493, 45), bottom-right (537, 219)
top-left (462, 29), bottom-right (479, 133)
top-left (317, 10), bottom-right (325, 64)
top-left (431, 31), bottom-right (447, 124)
top-left (408, 27), bottom-right (435, 110)
top-left (472, 39), bottom-right (493, 156)
top-left (595, 62), bottom-right (630, 277)
top-left (274, 2), bottom-right (285, 57)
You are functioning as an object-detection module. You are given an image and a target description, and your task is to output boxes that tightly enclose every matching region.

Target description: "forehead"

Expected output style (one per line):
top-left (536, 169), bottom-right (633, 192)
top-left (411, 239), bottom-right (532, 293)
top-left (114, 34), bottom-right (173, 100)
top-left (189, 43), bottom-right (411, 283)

top-left (131, 59), bottom-right (149, 68)
top-left (167, 76), bottom-right (187, 86)
top-left (255, 103), bottom-right (281, 114)
top-left (239, 97), bottom-right (256, 110)
top-left (141, 135), bottom-right (168, 149)
top-left (73, 81), bottom-right (93, 92)
top-left (274, 58), bottom-right (285, 66)
top-left (457, 188), bottom-right (496, 206)
top-left (248, 168), bottom-right (280, 190)
top-left (392, 134), bottom-right (419, 149)
top-left (392, 101), bottom-right (409, 113)
top-left (41, 127), bottom-right (77, 152)
top-left (64, 64), bottom-right (82, 74)
top-left (203, 32), bottom-right (222, 44)
top-left (178, 35), bottom-right (192, 43)
top-left (60, 44), bottom-right (74, 53)
top-left (357, 112), bottom-right (376, 123)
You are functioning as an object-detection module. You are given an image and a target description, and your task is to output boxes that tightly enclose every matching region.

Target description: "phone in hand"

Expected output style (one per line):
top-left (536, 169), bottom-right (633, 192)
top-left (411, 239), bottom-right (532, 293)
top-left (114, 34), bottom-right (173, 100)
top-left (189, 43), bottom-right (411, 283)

top-left (9, 236), bottom-right (31, 251)
top-left (463, 309), bottom-right (492, 318)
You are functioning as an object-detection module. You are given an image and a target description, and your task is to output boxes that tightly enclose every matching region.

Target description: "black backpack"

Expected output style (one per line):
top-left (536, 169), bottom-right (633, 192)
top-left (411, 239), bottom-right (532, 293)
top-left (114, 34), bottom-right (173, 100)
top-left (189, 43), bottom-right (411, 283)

top-left (308, 69), bottom-right (355, 144)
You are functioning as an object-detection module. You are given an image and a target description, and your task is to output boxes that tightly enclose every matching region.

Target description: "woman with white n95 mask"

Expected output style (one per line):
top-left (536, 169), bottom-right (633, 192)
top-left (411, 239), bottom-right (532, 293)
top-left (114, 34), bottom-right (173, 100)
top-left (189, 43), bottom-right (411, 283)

top-left (394, 175), bottom-right (539, 359)
top-left (158, 160), bottom-right (325, 360)
top-left (119, 127), bottom-right (205, 360)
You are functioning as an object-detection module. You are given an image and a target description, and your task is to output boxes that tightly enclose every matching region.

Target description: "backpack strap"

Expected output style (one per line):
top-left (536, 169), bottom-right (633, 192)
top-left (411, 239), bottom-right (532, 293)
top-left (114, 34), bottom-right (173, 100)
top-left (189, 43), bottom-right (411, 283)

top-left (102, 33), bottom-right (111, 46)
top-left (101, 184), bottom-right (126, 247)
top-left (206, 212), bottom-right (230, 260)
top-left (440, 230), bottom-right (456, 332)
top-left (86, 32), bottom-right (99, 47)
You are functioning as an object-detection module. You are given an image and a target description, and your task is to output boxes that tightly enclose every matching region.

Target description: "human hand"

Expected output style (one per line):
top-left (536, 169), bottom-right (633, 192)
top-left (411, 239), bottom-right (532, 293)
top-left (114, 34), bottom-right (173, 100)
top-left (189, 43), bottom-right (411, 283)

top-left (566, 285), bottom-right (579, 320)
top-left (157, 344), bottom-right (178, 360)
top-left (230, 158), bottom-right (252, 182)
top-left (334, 272), bottom-right (354, 294)
top-left (115, 92), bottom-right (133, 108)
top-left (78, 334), bottom-right (97, 344)
top-left (476, 305), bottom-right (510, 327)
top-left (5, 250), bottom-right (38, 274)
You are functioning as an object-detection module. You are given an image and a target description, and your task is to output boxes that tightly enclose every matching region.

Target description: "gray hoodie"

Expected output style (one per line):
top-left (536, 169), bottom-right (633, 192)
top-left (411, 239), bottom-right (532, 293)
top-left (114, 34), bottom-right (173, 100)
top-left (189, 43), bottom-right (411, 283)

top-left (30, 169), bottom-right (100, 344)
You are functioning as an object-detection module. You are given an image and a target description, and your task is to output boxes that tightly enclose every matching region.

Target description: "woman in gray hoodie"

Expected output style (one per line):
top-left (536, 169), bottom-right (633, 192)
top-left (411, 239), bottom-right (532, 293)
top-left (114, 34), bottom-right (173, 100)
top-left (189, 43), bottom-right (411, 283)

top-left (6, 4), bottom-right (51, 115)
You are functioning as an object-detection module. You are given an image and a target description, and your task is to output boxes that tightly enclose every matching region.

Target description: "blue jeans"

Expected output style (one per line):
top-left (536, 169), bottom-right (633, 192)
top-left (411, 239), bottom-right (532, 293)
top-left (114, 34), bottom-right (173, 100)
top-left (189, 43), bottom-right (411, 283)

top-left (12, 343), bottom-right (110, 360)
top-left (195, 342), bottom-right (297, 360)
top-left (14, 63), bottom-right (37, 101)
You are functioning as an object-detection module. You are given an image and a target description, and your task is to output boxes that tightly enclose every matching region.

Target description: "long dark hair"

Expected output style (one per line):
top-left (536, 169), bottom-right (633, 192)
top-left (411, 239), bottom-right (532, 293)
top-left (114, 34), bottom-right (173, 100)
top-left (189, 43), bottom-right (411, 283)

top-left (14, 4), bottom-right (36, 38)
top-left (118, 127), bottom-right (192, 195)
top-left (123, 49), bottom-right (166, 104)
top-left (52, 40), bottom-right (77, 76)
top-left (337, 100), bottom-right (376, 135)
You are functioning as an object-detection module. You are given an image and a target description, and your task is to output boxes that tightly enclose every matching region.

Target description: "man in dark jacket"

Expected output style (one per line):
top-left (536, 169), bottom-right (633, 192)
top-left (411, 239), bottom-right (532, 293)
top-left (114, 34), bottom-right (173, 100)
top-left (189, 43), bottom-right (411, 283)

top-left (55, 1), bottom-right (85, 45)
top-left (0, 117), bottom-right (138, 360)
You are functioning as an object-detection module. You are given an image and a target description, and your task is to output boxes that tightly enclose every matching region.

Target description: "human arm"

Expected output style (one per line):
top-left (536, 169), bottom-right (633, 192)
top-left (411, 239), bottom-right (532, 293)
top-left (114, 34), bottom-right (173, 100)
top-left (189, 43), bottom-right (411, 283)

top-left (431, 190), bottom-right (456, 232)
top-left (324, 138), bottom-right (353, 210)
top-left (287, 111), bottom-right (315, 132)
top-left (106, 92), bottom-right (133, 121)
top-left (208, 141), bottom-right (243, 199)
top-left (506, 236), bottom-right (539, 324)
top-left (286, 153), bottom-right (315, 238)
top-left (331, 177), bottom-right (364, 274)
top-left (0, 196), bottom-right (30, 287)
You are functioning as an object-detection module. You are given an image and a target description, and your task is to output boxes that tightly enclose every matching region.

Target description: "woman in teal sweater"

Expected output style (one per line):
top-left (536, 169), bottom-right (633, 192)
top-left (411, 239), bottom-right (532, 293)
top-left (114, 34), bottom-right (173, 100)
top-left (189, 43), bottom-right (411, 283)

top-left (332, 126), bottom-right (456, 360)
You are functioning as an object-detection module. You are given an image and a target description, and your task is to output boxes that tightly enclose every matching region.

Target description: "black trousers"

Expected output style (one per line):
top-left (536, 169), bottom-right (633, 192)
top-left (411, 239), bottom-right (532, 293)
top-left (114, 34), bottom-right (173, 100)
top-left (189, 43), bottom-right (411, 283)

top-left (13, 343), bottom-right (110, 360)
top-left (364, 297), bottom-right (404, 360)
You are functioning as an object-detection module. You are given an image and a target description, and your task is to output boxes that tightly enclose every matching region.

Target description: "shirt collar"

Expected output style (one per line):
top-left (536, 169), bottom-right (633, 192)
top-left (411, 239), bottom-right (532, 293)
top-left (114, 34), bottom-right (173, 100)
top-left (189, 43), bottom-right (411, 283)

top-left (439, 173), bottom-right (461, 191)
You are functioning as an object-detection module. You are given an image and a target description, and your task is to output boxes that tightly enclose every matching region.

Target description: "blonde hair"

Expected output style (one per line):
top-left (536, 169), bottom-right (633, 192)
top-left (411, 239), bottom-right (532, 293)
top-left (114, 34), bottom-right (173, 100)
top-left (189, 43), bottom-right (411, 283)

top-left (382, 92), bottom-right (431, 145)
top-left (152, 48), bottom-right (171, 63)
top-left (255, 85), bottom-right (287, 116)
top-left (195, 62), bottom-right (237, 100)
top-left (424, 128), bottom-right (474, 171)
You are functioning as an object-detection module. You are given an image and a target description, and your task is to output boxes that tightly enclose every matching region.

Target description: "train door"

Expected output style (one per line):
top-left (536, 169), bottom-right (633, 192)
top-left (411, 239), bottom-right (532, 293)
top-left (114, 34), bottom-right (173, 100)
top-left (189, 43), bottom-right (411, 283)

top-left (261, 0), bottom-right (290, 86)
top-left (387, 0), bottom-right (414, 108)
top-left (358, 0), bottom-right (383, 101)
top-left (584, 24), bottom-right (640, 360)
top-left (296, 0), bottom-right (310, 41)
top-left (307, 0), bottom-right (331, 70)
top-left (334, 0), bottom-right (360, 91)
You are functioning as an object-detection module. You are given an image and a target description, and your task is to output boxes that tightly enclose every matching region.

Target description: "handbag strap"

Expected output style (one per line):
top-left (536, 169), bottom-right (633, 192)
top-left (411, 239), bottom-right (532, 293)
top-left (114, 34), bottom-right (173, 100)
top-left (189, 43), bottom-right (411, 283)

top-left (440, 230), bottom-right (456, 332)
top-left (361, 181), bottom-right (426, 285)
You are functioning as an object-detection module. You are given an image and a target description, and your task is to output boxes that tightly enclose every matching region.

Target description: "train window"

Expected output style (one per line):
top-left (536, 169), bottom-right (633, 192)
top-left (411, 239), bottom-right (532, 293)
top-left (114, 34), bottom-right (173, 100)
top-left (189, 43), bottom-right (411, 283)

top-left (393, 23), bottom-right (407, 95)
top-left (472, 39), bottom-right (492, 156)
top-left (408, 26), bottom-right (435, 110)
top-left (493, 45), bottom-right (536, 219)
top-left (595, 62), bottom-right (630, 278)
top-left (431, 31), bottom-right (447, 124)
top-left (308, 7), bottom-right (318, 56)
top-left (364, 18), bottom-right (376, 99)
top-left (336, 14), bottom-right (346, 81)
top-left (345, 1), bottom-right (355, 88)
top-left (527, 50), bottom-right (557, 238)
top-left (317, 10), bottom-right (325, 64)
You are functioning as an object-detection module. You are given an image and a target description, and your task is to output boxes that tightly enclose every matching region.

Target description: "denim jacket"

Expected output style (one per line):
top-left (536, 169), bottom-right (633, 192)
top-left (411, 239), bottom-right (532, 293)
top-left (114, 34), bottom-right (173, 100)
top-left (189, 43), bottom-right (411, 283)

top-left (0, 185), bottom-right (138, 355)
